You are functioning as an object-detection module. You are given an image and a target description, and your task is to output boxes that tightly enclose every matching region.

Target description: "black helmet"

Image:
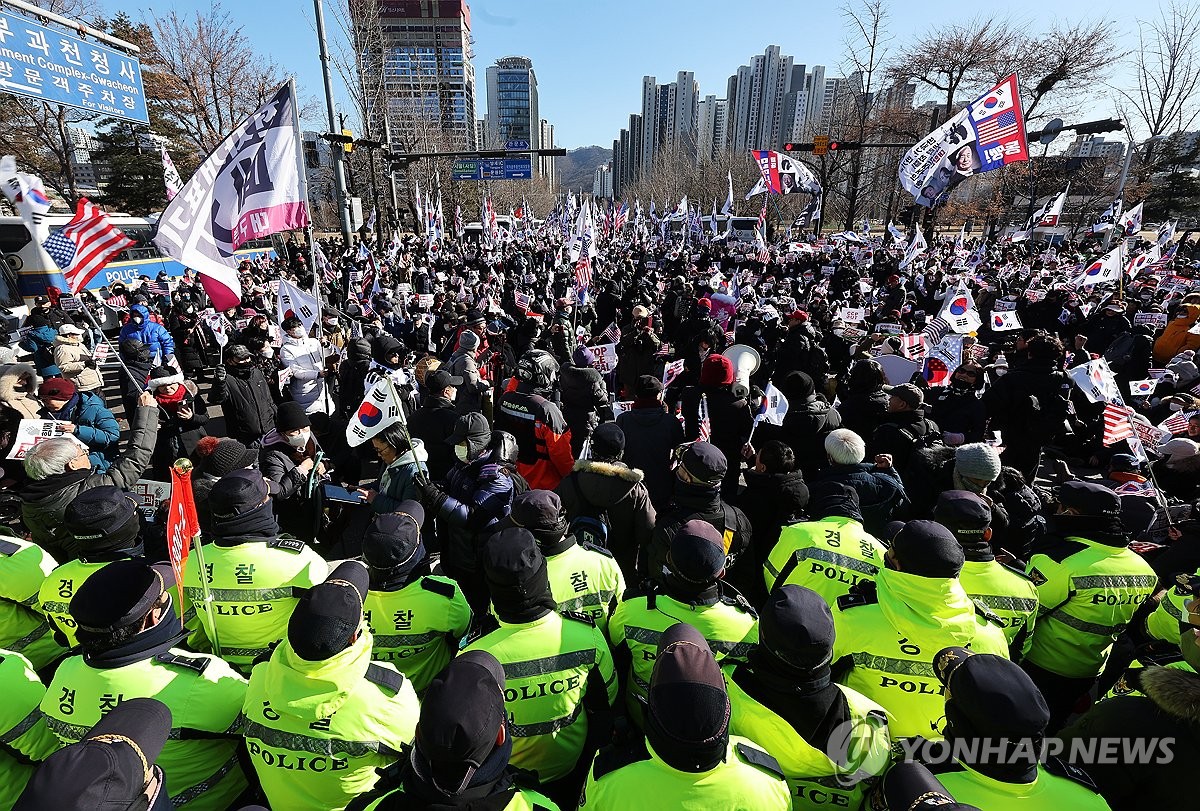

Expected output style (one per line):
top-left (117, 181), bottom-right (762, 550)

top-left (515, 349), bottom-right (558, 392)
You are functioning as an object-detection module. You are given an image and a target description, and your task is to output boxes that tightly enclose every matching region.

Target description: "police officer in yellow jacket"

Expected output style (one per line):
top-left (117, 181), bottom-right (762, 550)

top-left (346, 651), bottom-right (560, 810)
top-left (831, 520), bottom-right (1010, 740)
top-left (0, 649), bottom-right (59, 808)
top-left (42, 559), bottom-right (250, 810)
top-left (1022, 481), bottom-right (1158, 729)
top-left (39, 487), bottom-right (148, 648)
top-left (0, 530), bottom-right (64, 673)
top-left (362, 503), bottom-right (472, 695)
top-left (764, 482), bottom-right (885, 606)
top-left (579, 622), bottom-right (791, 810)
top-left (466, 527), bottom-right (617, 805)
top-left (725, 584), bottom-right (892, 809)
top-left (494, 490), bottom-right (626, 632)
top-left (934, 490), bottom-right (1038, 658)
top-left (241, 561), bottom-right (420, 811)
top-left (608, 519), bottom-right (759, 722)
top-left (918, 646), bottom-right (1113, 810)
top-left (182, 469), bottom-right (328, 673)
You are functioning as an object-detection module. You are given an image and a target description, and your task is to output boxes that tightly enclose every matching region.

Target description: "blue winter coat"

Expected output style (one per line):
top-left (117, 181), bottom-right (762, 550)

top-left (46, 391), bottom-right (121, 470)
top-left (118, 304), bottom-right (174, 362)
top-left (19, 325), bottom-right (60, 376)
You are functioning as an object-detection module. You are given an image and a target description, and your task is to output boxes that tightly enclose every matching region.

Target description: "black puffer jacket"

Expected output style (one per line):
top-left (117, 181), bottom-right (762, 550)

top-left (408, 395), bottom-right (461, 482)
top-left (757, 371), bottom-right (842, 479)
top-left (559, 363), bottom-right (613, 451)
top-left (209, 364), bottom-right (277, 446)
top-left (870, 409), bottom-right (941, 473)
top-left (337, 338), bottom-right (373, 418)
top-left (647, 479), bottom-right (754, 596)
top-left (555, 459), bottom-right (656, 580)
top-left (615, 404), bottom-right (685, 510)
top-left (738, 469), bottom-right (809, 606)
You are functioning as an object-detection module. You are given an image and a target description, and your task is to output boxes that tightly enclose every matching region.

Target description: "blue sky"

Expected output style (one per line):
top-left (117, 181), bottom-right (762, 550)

top-left (100, 0), bottom-right (1135, 148)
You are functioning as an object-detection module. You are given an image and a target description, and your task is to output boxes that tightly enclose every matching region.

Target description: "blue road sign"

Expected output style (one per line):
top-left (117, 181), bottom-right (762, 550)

top-left (504, 139), bottom-right (530, 150)
top-left (452, 157), bottom-right (533, 181)
top-left (0, 7), bottom-right (148, 123)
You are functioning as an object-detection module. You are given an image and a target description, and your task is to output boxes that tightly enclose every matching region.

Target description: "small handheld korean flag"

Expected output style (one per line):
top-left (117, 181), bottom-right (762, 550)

top-left (1067, 358), bottom-right (1123, 405)
top-left (991, 311), bottom-right (1022, 332)
top-left (346, 377), bottom-right (405, 447)
top-left (276, 279), bottom-right (320, 331)
top-left (1129, 379), bottom-right (1156, 398)
top-left (758, 382), bottom-right (789, 426)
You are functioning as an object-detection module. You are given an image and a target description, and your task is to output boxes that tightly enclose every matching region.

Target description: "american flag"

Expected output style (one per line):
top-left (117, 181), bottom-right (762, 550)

top-left (105, 293), bottom-right (127, 308)
top-left (698, 393), bottom-right (712, 442)
top-left (146, 279), bottom-right (169, 297)
top-left (42, 198), bottom-right (135, 293)
top-left (1149, 243), bottom-right (1178, 270)
top-left (1159, 410), bottom-right (1194, 436)
top-left (756, 197), bottom-right (767, 231)
top-left (1114, 479), bottom-right (1159, 499)
top-left (1102, 403), bottom-right (1135, 446)
top-left (975, 110), bottom-right (1019, 145)
top-left (312, 240), bottom-right (337, 284)
top-left (600, 322), bottom-right (621, 344)
top-left (514, 291), bottom-right (530, 310)
top-left (575, 256), bottom-right (592, 291)
top-left (614, 202), bottom-right (629, 232)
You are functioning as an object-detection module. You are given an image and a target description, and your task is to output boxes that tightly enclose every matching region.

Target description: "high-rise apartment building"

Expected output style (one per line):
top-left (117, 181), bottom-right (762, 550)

top-left (697, 95), bottom-right (728, 160)
top-left (484, 56), bottom-right (539, 149)
top-left (638, 71), bottom-right (700, 174)
top-left (539, 118), bottom-right (557, 188)
top-left (374, 0), bottom-right (476, 149)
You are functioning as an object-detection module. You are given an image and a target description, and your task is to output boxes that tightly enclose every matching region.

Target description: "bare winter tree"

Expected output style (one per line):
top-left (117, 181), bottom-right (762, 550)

top-left (1014, 20), bottom-right (1123, 123)
top-left (1115, 2), bottom-right (1200, 164)
top-left (888, 17), bottom-right (1021, 115)
top-left (838, 0), bottom-right (891, 230)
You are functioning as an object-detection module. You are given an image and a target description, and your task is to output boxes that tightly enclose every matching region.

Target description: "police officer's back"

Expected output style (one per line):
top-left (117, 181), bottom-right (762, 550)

top-left (361, 505), bottom-right (471, 694)
top-left (494, 490), bottom-right (626, 633)
top-left (346, 651), bottom-right (560, 810)
top-left (610, 520), bottom-right (758, 722)
top-left (465, 528), bottom-right (617, 794)
top-left (764, 482), bottom-right (885, 607)
top-left (242, 561), bottom-right (419, 811)
top-left (0, 649), bottom-right (58, 808)
top-left (921, 646), bottom-right (1112, 809)
top-left (1022, 481), bottom-right (1158, 729)
top-left (0, 530), bottom-right (64, 673)
top-left (578, 623), bottom-right (790, 810)
top-left (831, 520), bottom-right (1009, 739)
top-left (39, 487), bottom-right (147, 648)
top-left (725, 585), bottom-right (891, 809)
top-left (935, 490), bottom-right (1038, 659)
top-left (181, 469), bottom-right (328, 673)
top-left (43, 559), bottom-right (249, 810)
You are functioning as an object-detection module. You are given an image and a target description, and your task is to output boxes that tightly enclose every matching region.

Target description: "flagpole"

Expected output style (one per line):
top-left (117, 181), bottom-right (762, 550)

top-left (79, 302), bottom-right (149, 392)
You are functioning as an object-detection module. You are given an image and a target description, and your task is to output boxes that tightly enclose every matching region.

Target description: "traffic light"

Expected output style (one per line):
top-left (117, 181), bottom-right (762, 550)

top-left (827, 141), bottom-right (862, 151)
top-left (341, 129), bottom-right (354, 153)
top-left (1071, 118), bottom-right (1125, 135)
top-left (782, 142), bottom-right (815, 152)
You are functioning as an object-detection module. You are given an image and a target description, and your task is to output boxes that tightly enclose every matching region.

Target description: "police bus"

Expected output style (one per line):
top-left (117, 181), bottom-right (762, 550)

top-left (0, 213), bottom-right (276, 321)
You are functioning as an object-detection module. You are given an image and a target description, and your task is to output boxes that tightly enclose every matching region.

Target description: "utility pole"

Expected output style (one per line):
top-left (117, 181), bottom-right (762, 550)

top-left (313, 0), bottom-right (353, 245)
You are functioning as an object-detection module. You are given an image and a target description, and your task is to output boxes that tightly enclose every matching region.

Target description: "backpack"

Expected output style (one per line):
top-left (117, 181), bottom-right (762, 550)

top-left (567, 475), bottom-right (611, 549)
top-left (879, 421), bottom-right (943, 450)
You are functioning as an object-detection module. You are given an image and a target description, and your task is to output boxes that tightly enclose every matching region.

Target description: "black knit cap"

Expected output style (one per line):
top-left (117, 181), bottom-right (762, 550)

top-left (891, 520), bottom-right (965, 578)
top-left (679, 442), bottom-right (727, 486)
top-left (934, 490), bottom-right (992, 534)
top-left (70, 560), bottom-right (172, 637)
top-left (668, 520), bottom-right (727, 585)
top-left (591, 422), bottom-right (625, 460)
top-left (806, 481), bottom-right (862, 522)
top-left (934, 646), bottom-right (1049, 768)
top-left (362, 503), bottom-right (426, 586)
top-left (208, 470), bottom-right (270, 520)
top-left (411, 650), bottom-right (507, 796)
top-left (878, 762), bottom-right (983, 811)
top-left (15, 697), bottom-right (173, 811)
top-left (482, 527), bottom-right (555, 622)
top-left (202, 438), bottom-right (259, 477)
top-left (65, 486), bottom-right (141, 555)
top-left (276, 401), bottom-right (310, 432)
top-left (759, 584), bottom-right (835, 672)
top-left (645, 623), bottom-right (731, 773)
top-left (287, 561), bottom-right (370, 661)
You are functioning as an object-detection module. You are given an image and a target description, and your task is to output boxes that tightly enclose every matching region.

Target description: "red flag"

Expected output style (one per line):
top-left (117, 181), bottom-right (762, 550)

top-left (167, 464), bottom-right (201, 624)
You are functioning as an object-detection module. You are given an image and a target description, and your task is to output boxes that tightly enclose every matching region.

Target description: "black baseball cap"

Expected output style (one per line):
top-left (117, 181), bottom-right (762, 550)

top-left (287, 562), bottom-right (369, 661)
top-left (71, 560), bottom-right (173, 639)
top-left (426, 369), bottom-right (464, 390)
top-left (411, 651), bottom-right (507, 795)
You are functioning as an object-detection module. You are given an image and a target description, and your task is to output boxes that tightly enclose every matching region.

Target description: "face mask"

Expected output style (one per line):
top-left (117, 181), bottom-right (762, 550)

top-left (286, 430), bottom-right (310, 449)
top-left (132, 316), bottom-right (144, 325)
top-left (261, 347), bottom-right (274, 358)
top-left (453, 444), bottom-right (470, 462)
top-left (288, 328), bottom-right (305, 339)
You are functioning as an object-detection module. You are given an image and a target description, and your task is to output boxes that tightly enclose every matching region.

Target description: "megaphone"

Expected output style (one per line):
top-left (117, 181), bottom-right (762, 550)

top-left (722, 344), bottom-right (761, 396)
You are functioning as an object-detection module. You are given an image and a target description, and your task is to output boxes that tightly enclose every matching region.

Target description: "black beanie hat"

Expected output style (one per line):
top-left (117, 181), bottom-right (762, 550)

top-left (667, 520), bottom-right (727, 586)
top-left (891, 520), bottom-right (965, 578)
top-left (646, 623), bottom-right (730, 773)
top-left (806, 481), bottom-right (863, 523)
top-left (759, 584), bottom-right (836, 673)
top-left (195, 437), bottom-right (259, 478)
top-left (482, 528), bottom-right (556, 623)
top-left (362, 503), bottom-right (426, 588)
top-left (590, 422), bottom-right (626, 460)
top-left (65, 486), bottom-right (141, 555)
top-left (287, 562), bottom-right (370, 661)
top-left (276, 401), bottom-right (310, 433)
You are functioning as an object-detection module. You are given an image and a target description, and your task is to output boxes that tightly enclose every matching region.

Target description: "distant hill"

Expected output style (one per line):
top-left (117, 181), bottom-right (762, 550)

top-left (556, 146), bottom-right (612, 192)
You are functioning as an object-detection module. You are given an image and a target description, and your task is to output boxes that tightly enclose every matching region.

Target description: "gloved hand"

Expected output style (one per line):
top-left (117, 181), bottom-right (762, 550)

top-left (416, 477), bottom-right (448, 512)
top-left (84, 358), bottom-right (98, 369)
top-left (214, 365), bottom-right (227, 382)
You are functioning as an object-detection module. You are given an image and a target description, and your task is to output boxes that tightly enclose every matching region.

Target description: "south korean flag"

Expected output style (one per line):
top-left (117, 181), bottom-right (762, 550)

top-left (938, 285), bottom-right (982, 334)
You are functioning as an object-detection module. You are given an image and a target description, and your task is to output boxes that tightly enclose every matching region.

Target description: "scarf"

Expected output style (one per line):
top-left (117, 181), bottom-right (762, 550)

top-left (390, 736), bottom-right (516, 810)
top-left (51, 393), bottom-right (80, 421)
top-left (212, 499), bottom-right (280, 543)
top-left (82, 603), bottom-right (186, 669)
top-left (154, 385), bottom-right (188, 414)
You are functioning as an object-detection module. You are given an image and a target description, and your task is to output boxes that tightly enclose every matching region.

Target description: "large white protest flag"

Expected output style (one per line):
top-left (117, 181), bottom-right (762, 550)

top-left (1068, 358), bottom-right (1123, 404)
top-left (1120, 201), bottom-right (1144, 236)
top-left (346, 377), bottom-right (406, 447)
top-left (899, 229), bottom-right (927, 269)
top-left (154, 81), bottom-right (309, 310)
top-left (276, 278), bottom-right (321, 331)
top-left (161, 144), bottom-right (182, 201)
top-left (722, 171), bottom-right (734, 215)
top-left (1077, 247), bottom-right (1123, 287)
top-left (1037, 185), bottom-right (1069, 227)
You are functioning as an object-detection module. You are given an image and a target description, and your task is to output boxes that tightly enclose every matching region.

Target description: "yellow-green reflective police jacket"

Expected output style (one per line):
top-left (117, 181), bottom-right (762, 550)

top-left (725, 662), bottom-right (892, 809)
top-left (241, 630), bottom-right (418, 811)
top-left (465, 610), bottom-right (617, 783)
top-left (958, 559), bottom-right (1038, 657)
top-left (37, 558), bottom-right (111, 648)
top-left (182, 536), bottom-right (327, 672)
top-left (1025, 536), bottom-right (1158, 679)
top-left (0, 534), bottom-right (64, 670)
top-left (765, 517), bottom-right (885, 605)
top-left (364, 574), bottom-right (471, 695)
top-left (0, 649), bottom-right (59, 809)
top-left (545, 542), bottom-right (626, 634)
top-left (931, 759), bottom-right (1113, 810)
top-left (42, 648), bottom-right (249, 810)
